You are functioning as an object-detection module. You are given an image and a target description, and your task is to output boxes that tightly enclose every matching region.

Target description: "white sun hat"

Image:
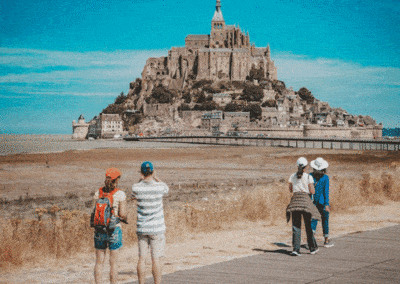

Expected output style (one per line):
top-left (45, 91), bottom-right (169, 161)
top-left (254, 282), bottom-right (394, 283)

top-left (310, 157), bottom-right (329, 170)
top-left (296, 157), bottom-right (308, 167)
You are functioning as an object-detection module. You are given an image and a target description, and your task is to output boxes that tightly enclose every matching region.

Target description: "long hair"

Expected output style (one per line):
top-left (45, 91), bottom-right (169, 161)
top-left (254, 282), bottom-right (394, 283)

top-left (296, 165), bottom-right (305, 179)
top-left (313, 168), bottom-right (327, 180)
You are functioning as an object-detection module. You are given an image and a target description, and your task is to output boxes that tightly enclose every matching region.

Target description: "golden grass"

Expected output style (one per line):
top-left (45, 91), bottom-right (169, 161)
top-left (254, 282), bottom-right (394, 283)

top-left (1, 167), bottom-right (399, 269)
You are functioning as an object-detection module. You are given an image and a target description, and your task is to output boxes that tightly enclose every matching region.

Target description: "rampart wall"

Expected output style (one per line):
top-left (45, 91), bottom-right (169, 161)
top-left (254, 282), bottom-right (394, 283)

top-left (244, 125), bottom-right (383, 140)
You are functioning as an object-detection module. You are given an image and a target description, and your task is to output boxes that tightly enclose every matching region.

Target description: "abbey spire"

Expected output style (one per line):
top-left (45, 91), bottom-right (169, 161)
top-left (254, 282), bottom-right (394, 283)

top-left (211, 0), bottom-right (225, 31)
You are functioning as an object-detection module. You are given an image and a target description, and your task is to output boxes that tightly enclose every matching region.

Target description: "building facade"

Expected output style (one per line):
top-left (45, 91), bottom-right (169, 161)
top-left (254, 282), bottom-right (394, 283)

top-left (88, 113), bottom-right (124, 139)
top-left (140, 0), bottom-right (278, 94)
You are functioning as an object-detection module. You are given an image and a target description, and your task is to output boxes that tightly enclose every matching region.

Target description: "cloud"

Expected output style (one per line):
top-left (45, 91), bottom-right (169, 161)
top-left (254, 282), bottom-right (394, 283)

top-left (0, 48), bottom-right (168, 69)
top-left (1, 48), bottom-right (399, 127)
top-left (275, 52), bottom-right (400, 127)
top-left (0, 47), bottom-right (168, 96)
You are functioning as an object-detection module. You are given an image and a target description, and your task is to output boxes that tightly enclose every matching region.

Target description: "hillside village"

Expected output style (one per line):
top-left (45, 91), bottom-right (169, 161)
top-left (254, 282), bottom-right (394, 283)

top-left (73, 0), bottom-right (382, 140)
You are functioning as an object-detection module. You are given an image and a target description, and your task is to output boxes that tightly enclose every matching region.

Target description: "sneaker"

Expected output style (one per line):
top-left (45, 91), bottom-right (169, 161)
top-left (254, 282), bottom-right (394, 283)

top-left (291, 251), bottom-right (301, 256)
top-left (310, 248), bottom-right (319, 255)
top-left (324, 241), bottom-right (334, 248)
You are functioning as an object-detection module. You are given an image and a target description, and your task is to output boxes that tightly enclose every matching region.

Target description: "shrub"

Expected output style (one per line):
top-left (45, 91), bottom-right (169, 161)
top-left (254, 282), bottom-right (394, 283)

top-left (149, 84), bottom-right (174, 104)
top-left (243, 104), bottom-right (262, 121)
top-left (241, 84), bottom-right (264, 102)
top-left (224, 103), bottom-right (242, 112)
top-left (114, 92), bottom-right (126, 105)
top-left (192, 79), bottom-right (213, 89)
top-left (262, 100), bottom-right (276, 108)
top-left (297, 87), bottom-right (315, 104)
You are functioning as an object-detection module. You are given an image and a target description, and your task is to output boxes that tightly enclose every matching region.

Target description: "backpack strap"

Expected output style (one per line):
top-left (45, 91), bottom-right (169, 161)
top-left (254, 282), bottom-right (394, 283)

top-left (98, 187), bottom-right (120, 214)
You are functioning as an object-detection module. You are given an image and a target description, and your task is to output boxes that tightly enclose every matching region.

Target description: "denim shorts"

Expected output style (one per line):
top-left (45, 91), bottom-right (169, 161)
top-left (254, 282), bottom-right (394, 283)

top-left (94, 227), bottom-right (123, 250)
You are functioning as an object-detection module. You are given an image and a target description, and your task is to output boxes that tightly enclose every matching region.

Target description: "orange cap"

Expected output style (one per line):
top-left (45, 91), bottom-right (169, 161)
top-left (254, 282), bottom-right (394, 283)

top-left (105, 168), bottom-right (122, 180)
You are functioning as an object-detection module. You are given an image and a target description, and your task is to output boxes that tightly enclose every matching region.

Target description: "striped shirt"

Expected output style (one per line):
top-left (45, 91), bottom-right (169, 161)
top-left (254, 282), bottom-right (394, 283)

top-left (132, 180), bottom-right (169, 235)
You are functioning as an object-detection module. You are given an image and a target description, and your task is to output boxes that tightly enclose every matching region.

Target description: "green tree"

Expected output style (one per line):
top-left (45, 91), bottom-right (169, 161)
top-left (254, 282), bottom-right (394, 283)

top-left (192, 102), bottom-right (219, 111)
top-left (224, 102), bottom-right (242, 112)
top-left (182, 91), bottom-right (192, 103)
top-left (114, 92), bottom-right (126, 105)
top-left (102, 104), bottom-right (125, 116)
top-left (297, 87), bottom-right (315, 103)
top-left (243, 104), bottom-right (262, 121)
top-left (149, 84), bottom-right (174, 104)
top-left (247, 66), bottom-right (265, 82)
top-left (196, 93), bottom-right (206, 103)
top-left (271, 80), bottom-right (286, 97)
top-left (261, 100), bottom-right (276, 108)
top-left (241, 84), bottom-right (264, 102)
top-left (178, 103), bottom-right (191, 111)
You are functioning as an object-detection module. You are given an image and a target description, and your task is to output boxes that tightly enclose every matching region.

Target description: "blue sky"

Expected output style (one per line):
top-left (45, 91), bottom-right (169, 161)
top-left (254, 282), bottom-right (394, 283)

top-left (1, 0), bottom-right (399, 134)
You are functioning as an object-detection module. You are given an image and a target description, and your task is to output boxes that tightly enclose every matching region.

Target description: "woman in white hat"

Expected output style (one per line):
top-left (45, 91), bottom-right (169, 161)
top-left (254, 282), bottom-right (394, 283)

top-left (310, 157), bottom-right (334, 248)
top-left (286, 157), bottom-right (321, 256)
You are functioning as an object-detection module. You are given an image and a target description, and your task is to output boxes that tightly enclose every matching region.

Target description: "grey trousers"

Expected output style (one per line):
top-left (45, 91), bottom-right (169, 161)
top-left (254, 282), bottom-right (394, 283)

top-left (292, 211), bottom-right (318, 252)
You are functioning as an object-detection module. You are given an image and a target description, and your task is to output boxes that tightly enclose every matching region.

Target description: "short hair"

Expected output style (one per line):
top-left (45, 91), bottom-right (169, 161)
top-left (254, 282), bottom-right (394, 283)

top-left (141, 167), bottom-right (153, 177)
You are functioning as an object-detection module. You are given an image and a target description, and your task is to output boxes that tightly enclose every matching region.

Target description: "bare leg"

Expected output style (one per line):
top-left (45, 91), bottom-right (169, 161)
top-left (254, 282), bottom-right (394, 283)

top-left (137, 256), bottom-right (146, 284)
top-left (152, 256), bottom-right (162, 284)
top-left (109, 249), bottom-right (118, 284)
top-left (94, 249), bottom-right (106, 284)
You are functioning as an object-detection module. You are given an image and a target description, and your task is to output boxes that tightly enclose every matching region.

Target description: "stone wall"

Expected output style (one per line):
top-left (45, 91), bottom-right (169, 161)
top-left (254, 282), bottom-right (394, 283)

top-left (246, 127), bottom-right (303, 138)
top-left (144, 103), bottom-right (177, 119)
top-left (303, 125), bottom-right (383, 140)
top-left (241, 125), bottom-right (383, 140)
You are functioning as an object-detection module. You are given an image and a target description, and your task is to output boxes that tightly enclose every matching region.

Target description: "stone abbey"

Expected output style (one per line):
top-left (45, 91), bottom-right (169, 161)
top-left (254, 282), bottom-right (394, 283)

top-left (141, 0), bottom-right (278, 90)
top-left (73, 0), bottom-right (382, 140)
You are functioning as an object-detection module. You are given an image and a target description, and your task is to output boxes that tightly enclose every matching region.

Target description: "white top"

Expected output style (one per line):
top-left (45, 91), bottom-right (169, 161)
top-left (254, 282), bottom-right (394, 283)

top-left (94, 189), bottom-right (126, 228)
top-left (288, 173), bottom-right (314, 193)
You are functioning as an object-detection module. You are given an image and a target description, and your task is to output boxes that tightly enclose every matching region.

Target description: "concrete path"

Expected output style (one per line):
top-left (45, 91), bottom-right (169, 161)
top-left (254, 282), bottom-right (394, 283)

top-left (129, 225), bottom-right (400, 283)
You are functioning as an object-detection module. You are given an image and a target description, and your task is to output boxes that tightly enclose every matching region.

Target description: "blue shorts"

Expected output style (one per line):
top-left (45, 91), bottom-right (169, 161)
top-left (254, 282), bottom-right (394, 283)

top-left (94, 227), bottom-right (123, 250)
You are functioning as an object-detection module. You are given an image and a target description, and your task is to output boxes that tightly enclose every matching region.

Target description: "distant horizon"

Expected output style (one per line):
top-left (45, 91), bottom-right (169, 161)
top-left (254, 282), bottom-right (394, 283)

top-left (1, 0), bottom-right (399, 134)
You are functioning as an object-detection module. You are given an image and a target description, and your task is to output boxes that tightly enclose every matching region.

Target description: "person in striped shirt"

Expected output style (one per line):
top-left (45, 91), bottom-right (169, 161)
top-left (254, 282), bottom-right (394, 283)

top-left (132, 161), bottom-right (169, 284)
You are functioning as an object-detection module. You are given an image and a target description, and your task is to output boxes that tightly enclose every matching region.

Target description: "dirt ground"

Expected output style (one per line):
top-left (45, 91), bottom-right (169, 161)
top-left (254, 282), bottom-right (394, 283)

top-left (0, 145), bottom-right (399, 283)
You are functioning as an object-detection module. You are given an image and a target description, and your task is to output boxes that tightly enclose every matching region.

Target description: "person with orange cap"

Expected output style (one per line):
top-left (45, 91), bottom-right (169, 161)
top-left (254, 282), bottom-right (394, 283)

top-left (93, 167), bottom-right (127, 284)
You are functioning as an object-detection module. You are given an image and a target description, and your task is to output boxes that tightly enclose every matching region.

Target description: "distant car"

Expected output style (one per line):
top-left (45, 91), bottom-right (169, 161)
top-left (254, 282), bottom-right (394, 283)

top-left (88, 137), bottom-right (95, 141)
top-left (113, 134), bottom-right (122, 139)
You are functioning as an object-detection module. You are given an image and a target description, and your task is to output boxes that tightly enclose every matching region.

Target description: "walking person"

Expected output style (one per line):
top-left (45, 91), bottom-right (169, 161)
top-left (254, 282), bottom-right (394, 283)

top-left (93, 168), bottom-right (128, 284)
top-left (286, 157), bottom-right (321, 256)
top-left (310, 157), bottom-right (334, 248)
top-left (132, 161), bottom-right (169, 284)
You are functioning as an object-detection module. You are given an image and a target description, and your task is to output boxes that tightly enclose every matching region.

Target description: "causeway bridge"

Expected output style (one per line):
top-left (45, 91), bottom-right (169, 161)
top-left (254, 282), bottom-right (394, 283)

top-left (124, 135), bottom-right (400, 151)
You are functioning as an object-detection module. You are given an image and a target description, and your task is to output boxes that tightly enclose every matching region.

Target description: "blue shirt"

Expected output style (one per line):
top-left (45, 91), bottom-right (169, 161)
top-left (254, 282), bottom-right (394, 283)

top-left (310, 173), bottom-right (329, 206)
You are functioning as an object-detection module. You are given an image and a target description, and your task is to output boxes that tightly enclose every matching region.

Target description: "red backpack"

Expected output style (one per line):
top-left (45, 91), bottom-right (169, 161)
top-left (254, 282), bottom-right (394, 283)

top-left (90, 187), bottom-right (120, 232)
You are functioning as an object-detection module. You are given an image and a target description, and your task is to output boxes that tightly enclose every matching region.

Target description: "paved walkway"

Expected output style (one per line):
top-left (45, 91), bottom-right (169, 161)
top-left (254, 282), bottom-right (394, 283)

top-left (129, 225), bottom-right (400, 283)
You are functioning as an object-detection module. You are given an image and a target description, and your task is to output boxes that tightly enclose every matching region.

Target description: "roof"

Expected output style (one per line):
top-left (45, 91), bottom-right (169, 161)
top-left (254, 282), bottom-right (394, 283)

top-left (101, 114), bottom-right (122, 121)
top-left (225, 112), bottom-right (250, 117)
top-left (225, 25), bottom-right (235, 30)
top-left (213, 93), bottom-right (231, 97)
top-left (186, 35), bottom-right (209, 41)
top-left (212, 10), bottom-right (224, 22)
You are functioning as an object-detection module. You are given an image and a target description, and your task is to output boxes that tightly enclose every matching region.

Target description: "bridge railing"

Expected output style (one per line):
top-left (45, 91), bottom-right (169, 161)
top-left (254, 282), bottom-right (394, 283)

top-left (124, 136), bottom-right (400, 151)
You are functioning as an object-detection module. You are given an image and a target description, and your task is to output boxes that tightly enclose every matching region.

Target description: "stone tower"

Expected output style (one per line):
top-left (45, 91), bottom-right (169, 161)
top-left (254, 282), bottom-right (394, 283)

top-left (72, 114), bottom-right (89, 139)
top-left (210, 0), bottom-right (226, 48)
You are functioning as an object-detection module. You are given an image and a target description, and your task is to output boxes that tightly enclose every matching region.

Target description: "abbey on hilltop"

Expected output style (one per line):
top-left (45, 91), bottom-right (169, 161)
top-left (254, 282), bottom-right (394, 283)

top-left (73, 0), bottom-right (382, 140)
top-left (141, 0), bottom-right (277, 91)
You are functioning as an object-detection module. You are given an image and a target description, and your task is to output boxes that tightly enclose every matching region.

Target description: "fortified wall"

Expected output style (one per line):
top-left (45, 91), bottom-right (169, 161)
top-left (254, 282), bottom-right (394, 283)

top-left (303, 124), bottom-right (383, 140)
top-left (245, 125), bottom-right (383, 140)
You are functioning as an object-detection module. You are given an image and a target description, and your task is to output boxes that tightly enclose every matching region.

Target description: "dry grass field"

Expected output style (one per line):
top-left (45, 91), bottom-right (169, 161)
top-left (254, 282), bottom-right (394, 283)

top-left (0, 145), bottom-right (399, 282)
